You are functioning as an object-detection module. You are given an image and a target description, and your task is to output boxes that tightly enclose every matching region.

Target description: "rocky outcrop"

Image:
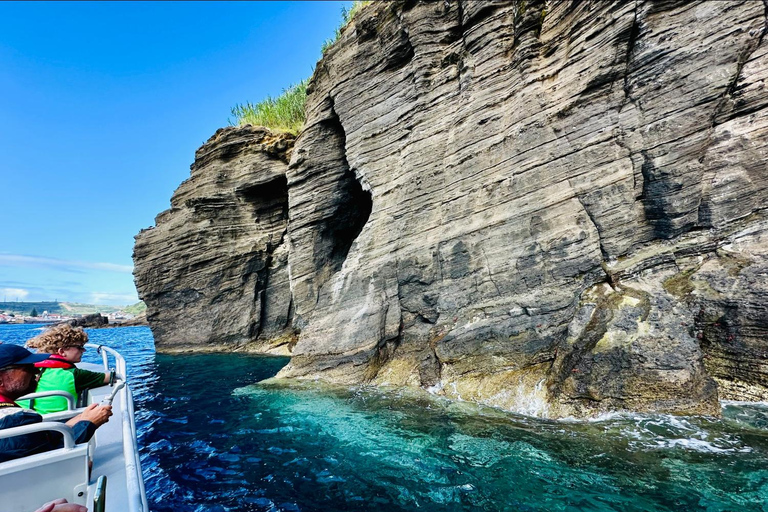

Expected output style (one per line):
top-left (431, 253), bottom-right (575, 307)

top-left (105, 312), bottom-right (149, 328)
top-left (64, 313), bottom-right (108, 329)
top-left (135, 0), bottom-right (768, 417)
top-left (133, 127), bottom-right (297, 354)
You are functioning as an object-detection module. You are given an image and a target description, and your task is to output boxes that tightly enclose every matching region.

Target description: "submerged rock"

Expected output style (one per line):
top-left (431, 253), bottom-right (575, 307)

top-left (135, 0), bottom-right (768, 417)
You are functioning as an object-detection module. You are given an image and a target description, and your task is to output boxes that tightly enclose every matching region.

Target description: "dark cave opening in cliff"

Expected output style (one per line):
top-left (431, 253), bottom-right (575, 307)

top-left (314, 107), bottom-right (373, 280)
top-left (238, 175), bottom-right (289, 231)
top-left (325, 167), bottom-right (373, 272)
top-left (236, 175), bottom-right (291, 339)
top-left (324, 138), bottom-right (372, 274)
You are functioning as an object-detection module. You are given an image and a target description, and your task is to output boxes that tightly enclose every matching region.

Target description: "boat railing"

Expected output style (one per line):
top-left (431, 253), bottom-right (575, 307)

top-left (0, 343), bottom-right (148, 512)
top-left (18, 390), bottom-right (76, 411)
top-left (87, 343), bottom-right (127, 381)
top-left (0, 422), bottom-right (90, 510)
top-left (0, 421), bottom-right (77, 449)
top-left (85, 342), bottom-right (148, 512)
top-left (122, 384), bottom-right (147, 512)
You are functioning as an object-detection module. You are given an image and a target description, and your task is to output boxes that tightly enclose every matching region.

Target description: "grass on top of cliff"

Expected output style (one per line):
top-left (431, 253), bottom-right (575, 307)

top-left (230, 80), bottom-right (307, 135)
top-left (230, 2), bottom-right (371, 135)
top-left (321, 1), bottom-right (371, 54)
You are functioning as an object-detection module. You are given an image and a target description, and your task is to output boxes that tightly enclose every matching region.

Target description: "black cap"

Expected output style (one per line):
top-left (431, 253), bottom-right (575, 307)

top-left (0, 345), bottom-right (50, 370)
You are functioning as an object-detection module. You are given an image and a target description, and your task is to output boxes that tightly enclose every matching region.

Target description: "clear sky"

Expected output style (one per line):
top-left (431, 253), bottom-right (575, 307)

top-left (0, 1), bottom-right (351, 306)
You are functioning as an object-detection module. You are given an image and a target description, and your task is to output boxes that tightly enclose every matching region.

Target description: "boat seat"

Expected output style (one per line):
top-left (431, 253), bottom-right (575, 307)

top-left (18, 389), bottom-right (85, 423)
top-left (0, 422), bottom-right (89, 512)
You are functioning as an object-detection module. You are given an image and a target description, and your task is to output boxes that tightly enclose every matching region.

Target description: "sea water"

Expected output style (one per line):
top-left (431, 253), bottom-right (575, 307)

top-left (2, 324), bottom-right (767, 512)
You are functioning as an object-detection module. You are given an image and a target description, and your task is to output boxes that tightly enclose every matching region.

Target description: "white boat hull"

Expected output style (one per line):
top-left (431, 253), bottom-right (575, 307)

top-left (0, 344), bottom-right (148, 512)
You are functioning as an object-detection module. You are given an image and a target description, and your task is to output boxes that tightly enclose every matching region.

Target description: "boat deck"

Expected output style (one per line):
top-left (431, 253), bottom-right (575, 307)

top-left (0, 347), bottom-right (147, 512)
top-left (82, 361), bottom-right (146, 512)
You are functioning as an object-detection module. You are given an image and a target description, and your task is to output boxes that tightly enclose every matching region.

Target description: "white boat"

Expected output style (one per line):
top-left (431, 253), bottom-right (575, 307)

top-left (0, 343), bottom-right (148, 512)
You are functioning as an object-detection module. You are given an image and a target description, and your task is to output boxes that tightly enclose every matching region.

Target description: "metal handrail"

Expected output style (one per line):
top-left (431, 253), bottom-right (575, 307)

top-left (85, 342), bottom-right (148, 512)
top-left (85, 343), bottom-right (126, 382)
top-left (0, 421), bottom-right (76, 449)
top-left (41, 408), bottom-right (86, 423)
top-left (17, 390), bottom-right (75, 410)
top-left (124, 385), bottom-right (148, 512)
top-left (101, 379), bottom-right (125, 405)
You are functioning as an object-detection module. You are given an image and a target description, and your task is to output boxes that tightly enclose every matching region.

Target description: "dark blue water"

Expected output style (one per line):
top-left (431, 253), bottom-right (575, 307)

top-left (2, 324), bottom-right (768, 512)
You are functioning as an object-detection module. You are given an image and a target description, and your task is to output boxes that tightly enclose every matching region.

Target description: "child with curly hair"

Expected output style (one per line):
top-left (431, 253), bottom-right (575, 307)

top-left (18, 324), bottom-right (111, 414)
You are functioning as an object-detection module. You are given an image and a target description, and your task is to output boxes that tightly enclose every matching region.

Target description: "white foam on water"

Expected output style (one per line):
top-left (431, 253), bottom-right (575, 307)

top-left (655, 438), bottom-right (752, 454)
top-left (425, 381), bottom-right (443, 395)
top-left (721, 399), bottom-right (768, 408)
top-left (617, 414), bottom-right (753, 454)
top-left (433, 381), bottom-right (463, 402)
top-left (558, 411), bottom-right (630, 423)
top-left (512, 378), bottom-right (550, 418)
top-left (482, 377), bottom-right (551, 419)
top-left (553, 407), bottom-right (758, 454)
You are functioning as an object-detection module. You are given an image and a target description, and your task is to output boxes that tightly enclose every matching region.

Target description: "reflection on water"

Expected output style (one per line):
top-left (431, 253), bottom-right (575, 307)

top-left (2, 325), bottom-right (768, 511)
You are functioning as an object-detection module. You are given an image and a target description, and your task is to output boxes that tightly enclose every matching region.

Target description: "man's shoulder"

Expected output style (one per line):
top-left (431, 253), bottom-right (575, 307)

top-left (0, 405), bottom-right (41, 427)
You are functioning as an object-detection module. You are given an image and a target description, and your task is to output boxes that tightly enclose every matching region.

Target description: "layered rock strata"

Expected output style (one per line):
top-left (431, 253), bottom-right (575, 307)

top-left (134, 127), bottom-right (296, 354)
top-left (135, 0), bottom-right (768, 417)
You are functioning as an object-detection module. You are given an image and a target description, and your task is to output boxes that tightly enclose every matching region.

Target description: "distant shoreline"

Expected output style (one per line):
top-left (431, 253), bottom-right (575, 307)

top-left (4, 321), bottom-right (148, 329)
top-left (0, 300), bottom-right (146, 327)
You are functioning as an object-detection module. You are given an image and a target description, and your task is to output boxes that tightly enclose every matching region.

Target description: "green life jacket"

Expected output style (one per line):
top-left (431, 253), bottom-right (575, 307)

top-left (17, 368), bottom-right (77, 414)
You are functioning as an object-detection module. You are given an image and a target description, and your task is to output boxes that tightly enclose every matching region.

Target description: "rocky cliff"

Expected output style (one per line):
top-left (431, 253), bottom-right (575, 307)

top-left (134, 0), bottom-right (768, 418)
top-left (134, 127), bottom-right (297, 354)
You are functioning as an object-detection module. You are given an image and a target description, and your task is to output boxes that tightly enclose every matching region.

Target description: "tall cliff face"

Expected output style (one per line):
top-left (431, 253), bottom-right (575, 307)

top-left (135, 0), bottom-right (768, 418)
top-left (134, 127), bottom-right (297, 354)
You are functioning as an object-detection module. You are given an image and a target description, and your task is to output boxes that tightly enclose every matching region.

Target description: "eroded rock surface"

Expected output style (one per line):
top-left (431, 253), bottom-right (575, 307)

top-left (133, 126), bottom-right (297, 354)
top-left (135, 0), bottom-right (768, 417)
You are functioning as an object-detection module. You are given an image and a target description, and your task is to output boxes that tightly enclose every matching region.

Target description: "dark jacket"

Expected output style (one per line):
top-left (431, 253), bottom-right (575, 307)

top-left (0, 402), bottom-right (96, 462)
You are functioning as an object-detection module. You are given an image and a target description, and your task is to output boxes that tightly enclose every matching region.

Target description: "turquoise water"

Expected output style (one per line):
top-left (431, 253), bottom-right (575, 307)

top-left (2, 324), bottom-right (768, 511)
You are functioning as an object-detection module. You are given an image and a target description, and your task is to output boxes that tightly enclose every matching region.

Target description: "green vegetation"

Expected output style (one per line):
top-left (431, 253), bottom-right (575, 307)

top-left (230, 80), bottom-right (308, 135)
top-left (29, 308), bottom-right (39, 317)
top-left (124, 301), bottom-right (147, 316)
top-left (60, 302), bottom-right (122, 315)
top-left (0, 301), bottom-right (128, 316)
top-left (715, 248), bottom-right (753, 277)
top-left (1, 302), bottom-right (63, 316)
top-left (321, 1), bottom-right (371, 54)
top-left (230, 1), bottom-right (371, 135)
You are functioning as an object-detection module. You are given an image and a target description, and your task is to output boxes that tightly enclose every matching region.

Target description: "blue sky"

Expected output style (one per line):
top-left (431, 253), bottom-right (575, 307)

top-left (0, 1), bottom-right (350, 306)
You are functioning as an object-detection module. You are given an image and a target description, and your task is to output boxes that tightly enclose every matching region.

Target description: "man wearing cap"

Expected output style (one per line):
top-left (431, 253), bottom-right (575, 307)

top-left (0, 344), bottom-right (112, 462)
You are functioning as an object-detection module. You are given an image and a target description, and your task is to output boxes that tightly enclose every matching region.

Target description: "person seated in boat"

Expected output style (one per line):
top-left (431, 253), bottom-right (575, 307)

top-left (18, 324), bottom-right (111, 414)
top-left (0, 344), bottom-right (112, 462)
top-left (34, 498), bottom-right (87, 512)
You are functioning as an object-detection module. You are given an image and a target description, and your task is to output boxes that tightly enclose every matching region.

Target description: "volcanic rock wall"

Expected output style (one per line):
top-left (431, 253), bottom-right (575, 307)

top-left (134, 127), bottom-right (296, 353)
top-left (135, 0), bottom-right (768, 418)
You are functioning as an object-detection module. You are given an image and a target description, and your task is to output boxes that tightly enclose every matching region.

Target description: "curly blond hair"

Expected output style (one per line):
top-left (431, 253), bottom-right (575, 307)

top-left (26, 324), bottom-right (89, 353)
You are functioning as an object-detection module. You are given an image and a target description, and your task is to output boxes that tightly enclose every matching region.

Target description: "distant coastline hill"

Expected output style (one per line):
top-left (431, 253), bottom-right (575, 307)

top-left (0, 301), bottom-right (146, 317)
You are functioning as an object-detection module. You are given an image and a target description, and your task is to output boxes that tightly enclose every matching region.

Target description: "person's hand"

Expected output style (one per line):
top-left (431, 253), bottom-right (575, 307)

top-left (76, 402), bottom-right (113, 427)
top-left (34, 498), bottom-right (87, 512)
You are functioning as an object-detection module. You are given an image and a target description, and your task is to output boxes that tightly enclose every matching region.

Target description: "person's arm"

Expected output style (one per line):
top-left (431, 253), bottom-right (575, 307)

top-left (34, 498), bottom-right (87, 512)
top-left (65, 403), bottom-right (112, 428)
top-left (0, 410), bottom-right (52, 462)
top-left (64, 403), bottom-right (112, 444)
top-left (72, 368), bottom-right (110, 393)
top-left (0, 406), bottom-right (111, 459)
